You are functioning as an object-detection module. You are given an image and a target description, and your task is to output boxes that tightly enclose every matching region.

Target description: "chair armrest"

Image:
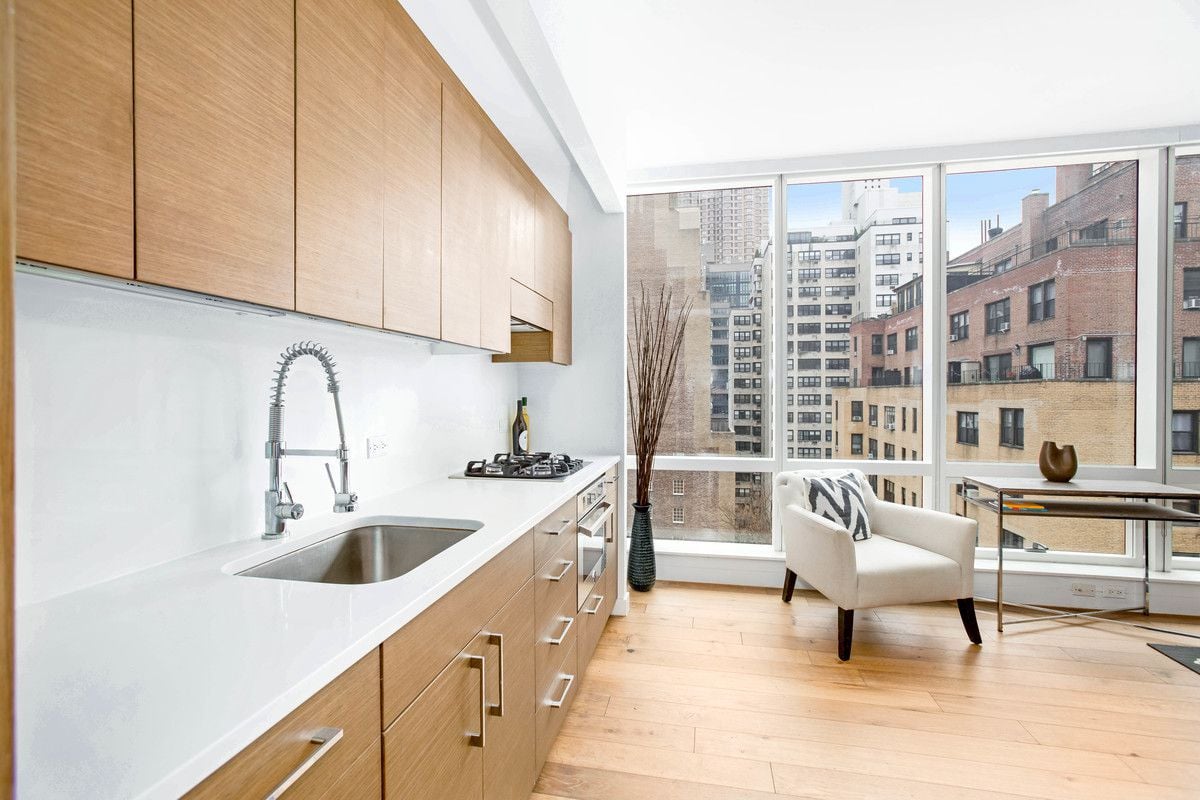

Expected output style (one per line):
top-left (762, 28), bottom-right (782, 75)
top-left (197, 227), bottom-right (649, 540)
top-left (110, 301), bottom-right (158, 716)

top-left (780, 503), bottom-right (858, 609)
top-left (870, 501), bottom-right (977, 596)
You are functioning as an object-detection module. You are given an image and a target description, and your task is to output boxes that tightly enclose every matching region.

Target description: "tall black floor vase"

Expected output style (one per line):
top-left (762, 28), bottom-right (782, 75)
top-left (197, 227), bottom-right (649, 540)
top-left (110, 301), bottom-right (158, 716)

top-left (628, 503), bottom-right (656, 592)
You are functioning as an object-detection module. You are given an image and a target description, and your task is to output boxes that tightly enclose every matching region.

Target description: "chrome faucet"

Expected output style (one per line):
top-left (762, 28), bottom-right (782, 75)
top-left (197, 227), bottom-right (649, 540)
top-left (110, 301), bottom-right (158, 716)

top-left (263, 341), bottom-right (358, 539)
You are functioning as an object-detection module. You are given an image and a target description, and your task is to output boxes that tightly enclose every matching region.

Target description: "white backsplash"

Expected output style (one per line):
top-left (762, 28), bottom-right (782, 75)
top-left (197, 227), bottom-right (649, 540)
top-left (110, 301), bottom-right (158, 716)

top-left (13, 272), bottom-right (518, 606)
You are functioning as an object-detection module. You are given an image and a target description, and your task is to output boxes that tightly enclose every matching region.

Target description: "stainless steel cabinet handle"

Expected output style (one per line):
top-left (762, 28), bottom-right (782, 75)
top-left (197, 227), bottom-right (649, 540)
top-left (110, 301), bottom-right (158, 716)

top-left (263, 726), bottom-right (343, 799)
top-left (548, 615), bottom-right (573, 645)
top-left (548, 518), bottom-right (574, 536)
top-left (485, 632), bottom-right (504, 717)
top-left (584, 594), bottom-right (604, 615)
top-left (547, 560), bottom-right (574, 582)
top-left (548, 673), bottom-right (575, 708)
top-left (468, 654), bottom-right (486, 748)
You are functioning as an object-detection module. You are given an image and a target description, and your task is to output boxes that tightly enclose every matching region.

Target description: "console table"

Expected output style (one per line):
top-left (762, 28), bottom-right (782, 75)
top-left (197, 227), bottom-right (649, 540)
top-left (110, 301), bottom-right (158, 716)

top-left (959, 476), bottom-right (1200, 638)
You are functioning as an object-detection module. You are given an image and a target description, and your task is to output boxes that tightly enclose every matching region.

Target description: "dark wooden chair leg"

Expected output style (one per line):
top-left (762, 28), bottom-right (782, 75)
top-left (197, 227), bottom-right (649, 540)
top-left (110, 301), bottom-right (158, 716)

top-left (957, 597), bottom-right (983, 645)
top-left (837, 607), bottom-right (854, 661)
top-left (782, 568), bottom-right (797, 603)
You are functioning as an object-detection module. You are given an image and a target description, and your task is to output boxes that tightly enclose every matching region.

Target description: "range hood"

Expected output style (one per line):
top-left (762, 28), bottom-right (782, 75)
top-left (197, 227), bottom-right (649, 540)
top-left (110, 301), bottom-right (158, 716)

top-left (510, 316), bottom-right (546, 332)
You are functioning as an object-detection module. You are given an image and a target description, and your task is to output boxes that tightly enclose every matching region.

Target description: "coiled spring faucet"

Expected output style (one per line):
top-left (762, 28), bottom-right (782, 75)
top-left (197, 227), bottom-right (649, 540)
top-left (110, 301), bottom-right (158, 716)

top-left (263, 341), bottom-right (358, 539)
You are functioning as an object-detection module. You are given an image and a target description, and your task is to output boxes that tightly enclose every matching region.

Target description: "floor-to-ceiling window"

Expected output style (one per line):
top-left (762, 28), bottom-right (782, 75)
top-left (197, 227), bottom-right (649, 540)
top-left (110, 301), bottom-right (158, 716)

top-left (945, 159), bottom-right (1139, 558)
top-left (783, 174), bottom-right (927, 509)
top-left (626, 185), bottom-right (775, 544)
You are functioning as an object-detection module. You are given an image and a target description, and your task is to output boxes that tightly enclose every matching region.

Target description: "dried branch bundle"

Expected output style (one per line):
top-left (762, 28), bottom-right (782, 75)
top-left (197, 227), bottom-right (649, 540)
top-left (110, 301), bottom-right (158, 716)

top-left (627, 283), bottom-right (693, 507)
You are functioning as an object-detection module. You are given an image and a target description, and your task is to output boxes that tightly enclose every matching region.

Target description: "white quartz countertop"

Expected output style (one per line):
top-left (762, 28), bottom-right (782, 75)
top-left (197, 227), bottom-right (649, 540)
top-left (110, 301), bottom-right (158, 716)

top-left (15, 455), bottom-right (620, 800)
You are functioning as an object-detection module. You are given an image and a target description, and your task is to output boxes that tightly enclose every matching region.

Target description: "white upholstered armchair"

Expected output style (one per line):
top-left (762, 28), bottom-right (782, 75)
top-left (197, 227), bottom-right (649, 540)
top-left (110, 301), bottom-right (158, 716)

top-left (775, 469), bottom-right (982, 661)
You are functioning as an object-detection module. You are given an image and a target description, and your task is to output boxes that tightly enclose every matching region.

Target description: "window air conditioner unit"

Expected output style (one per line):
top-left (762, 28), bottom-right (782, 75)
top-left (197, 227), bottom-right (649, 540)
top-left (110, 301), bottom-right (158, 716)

top-left (998, 322), bottom-right (1010, 333)
top-left (1185, 298), bottom-right (1200, 310)
top-left (884, 423), bottom-right (896, 431)
top-left (887, 348), bottom-right (896, 355)
top-left (949, 334), bottom-right (960, 342)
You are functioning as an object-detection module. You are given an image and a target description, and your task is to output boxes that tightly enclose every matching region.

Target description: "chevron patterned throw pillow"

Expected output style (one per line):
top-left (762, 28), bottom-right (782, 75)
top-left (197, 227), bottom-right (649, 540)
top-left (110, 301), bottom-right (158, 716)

top-left (805, 472), bottom-right (871, 541)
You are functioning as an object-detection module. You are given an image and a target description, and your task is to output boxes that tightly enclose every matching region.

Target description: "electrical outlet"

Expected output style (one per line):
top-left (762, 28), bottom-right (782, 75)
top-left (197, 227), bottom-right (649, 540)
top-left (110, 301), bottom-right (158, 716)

top-left (366, 435), bottom-right (390, 459)
top-left (1070, 582), bottom-right (1096, 597)
top-left (1102, 585), bottom-right (1128, 599)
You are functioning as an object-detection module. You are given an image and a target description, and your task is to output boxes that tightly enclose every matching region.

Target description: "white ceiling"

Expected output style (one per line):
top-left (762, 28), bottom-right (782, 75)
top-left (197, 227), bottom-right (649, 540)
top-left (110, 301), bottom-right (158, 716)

top-left (520, 0), bottom-right (1200, 196)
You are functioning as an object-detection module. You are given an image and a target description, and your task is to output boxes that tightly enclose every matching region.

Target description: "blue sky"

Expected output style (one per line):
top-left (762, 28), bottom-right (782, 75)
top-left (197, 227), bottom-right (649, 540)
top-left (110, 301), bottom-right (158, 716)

top-left (784, 176), bottom-right (922, 230)
top-left (779, 169), bottom-right (1056, 260)
top-left (946, 167), bottom-right (1055, 258)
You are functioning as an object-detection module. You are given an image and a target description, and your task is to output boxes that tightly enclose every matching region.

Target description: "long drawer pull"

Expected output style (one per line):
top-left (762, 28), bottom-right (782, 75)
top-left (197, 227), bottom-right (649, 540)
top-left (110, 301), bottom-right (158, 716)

top-left (468, 654), bottom-right (487, 748)
top-left (547, 518), bottom-right (574, 537)
top-left (548, 673), bottom-right (575, 709)
top-left (263, 726), bottom-right (343, 799)
top-left (547, 560), bottom-right (574, 582)
top-left (548, 615), bottom-right (574, 645)
top-left (584, 593), bottom-right (604, 615)
top-left (485, 632), bottom-right (505, 717)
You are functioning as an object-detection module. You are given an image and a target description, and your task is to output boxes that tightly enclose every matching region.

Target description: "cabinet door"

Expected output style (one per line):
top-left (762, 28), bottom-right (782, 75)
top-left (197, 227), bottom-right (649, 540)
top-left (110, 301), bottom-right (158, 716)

top-left (507, 164), bottom-right (537, 291)
top-left (383, 649), bottom-right (485, 800)
top-left (480, 580), bottom-right (536, 800)
top-left (382, 2), bottom-right (441, 339)
top-left (296, 0), bottom-right (386, 326)
top-left (552, 224), bottom-right (573, 365)
top-left (480, 133), bottom-right (512, 353)
top-left (532, 186), bottom-right (557, 301)
top-left (14, 0), bottom-right (134, 278)
top-left (440, 88), bottom-right (483, 347)
top-left (134, 0), bottom-right (294, 307)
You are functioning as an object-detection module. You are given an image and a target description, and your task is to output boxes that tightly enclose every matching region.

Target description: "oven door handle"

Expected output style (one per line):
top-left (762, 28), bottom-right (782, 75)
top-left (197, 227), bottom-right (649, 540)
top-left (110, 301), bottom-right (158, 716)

top-left (577, 502), bottom-right (613, 538)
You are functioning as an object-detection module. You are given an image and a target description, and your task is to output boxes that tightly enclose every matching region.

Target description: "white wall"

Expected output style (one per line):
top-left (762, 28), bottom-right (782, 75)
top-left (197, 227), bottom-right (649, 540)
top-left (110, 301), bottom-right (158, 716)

top-left (13, 274), bottom-right (518, 606)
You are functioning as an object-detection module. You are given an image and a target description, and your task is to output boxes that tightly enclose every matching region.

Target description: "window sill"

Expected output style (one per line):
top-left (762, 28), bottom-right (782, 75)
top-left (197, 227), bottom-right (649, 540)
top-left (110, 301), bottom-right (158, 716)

top-left (640, 538), bottom-right (1200, 583)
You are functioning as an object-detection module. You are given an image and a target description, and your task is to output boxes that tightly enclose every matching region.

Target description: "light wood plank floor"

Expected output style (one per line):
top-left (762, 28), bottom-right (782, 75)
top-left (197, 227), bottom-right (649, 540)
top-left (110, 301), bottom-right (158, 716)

top-left (533, 581), bottom-right (1200, 800)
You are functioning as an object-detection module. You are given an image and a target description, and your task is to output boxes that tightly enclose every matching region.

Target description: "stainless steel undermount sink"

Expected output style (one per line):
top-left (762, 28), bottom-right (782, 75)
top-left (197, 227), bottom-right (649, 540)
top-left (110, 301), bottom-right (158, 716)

top-left (237, 520), bottom-right (482, 585)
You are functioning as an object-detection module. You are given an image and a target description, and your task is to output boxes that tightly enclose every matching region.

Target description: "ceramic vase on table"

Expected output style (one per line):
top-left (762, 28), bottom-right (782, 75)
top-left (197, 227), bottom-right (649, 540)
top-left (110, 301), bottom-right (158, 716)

top-left (1038, 441), bottom-right (1078, 482)
top-left (628, 503), bottom-right (656, 592)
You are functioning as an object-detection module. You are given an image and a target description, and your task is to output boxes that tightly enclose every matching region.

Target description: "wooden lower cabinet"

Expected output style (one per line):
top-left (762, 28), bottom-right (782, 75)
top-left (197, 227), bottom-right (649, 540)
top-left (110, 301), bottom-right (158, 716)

top-left (481, 581), bottom-right (536, 800)
top-left (383, 648), bottom-right (485, 800)
top-left (184, 652), bottom-right (380, 799)
top-left (317, 738), bottom-right (382, 800)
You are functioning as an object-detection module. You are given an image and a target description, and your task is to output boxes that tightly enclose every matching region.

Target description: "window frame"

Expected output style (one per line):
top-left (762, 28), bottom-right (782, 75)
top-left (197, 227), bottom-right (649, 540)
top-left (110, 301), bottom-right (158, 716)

top-left (627, 147), bottom-right (1167, 570)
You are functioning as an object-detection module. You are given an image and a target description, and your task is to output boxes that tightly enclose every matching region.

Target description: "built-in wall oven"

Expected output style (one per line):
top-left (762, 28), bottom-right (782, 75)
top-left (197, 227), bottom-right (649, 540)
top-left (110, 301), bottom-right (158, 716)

top-left (576, 474), bottom-right (613, 611)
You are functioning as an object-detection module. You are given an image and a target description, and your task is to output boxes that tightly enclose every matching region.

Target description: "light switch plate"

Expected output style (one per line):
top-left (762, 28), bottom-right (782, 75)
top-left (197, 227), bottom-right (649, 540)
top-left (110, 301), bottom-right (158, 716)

top-left (366, 435), bottom-right (390, 459)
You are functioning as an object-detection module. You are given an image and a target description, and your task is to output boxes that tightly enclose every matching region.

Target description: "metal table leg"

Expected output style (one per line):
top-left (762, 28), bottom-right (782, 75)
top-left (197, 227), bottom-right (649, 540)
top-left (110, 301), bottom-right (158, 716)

top-left (996, 490), bottom-right (1004, 632)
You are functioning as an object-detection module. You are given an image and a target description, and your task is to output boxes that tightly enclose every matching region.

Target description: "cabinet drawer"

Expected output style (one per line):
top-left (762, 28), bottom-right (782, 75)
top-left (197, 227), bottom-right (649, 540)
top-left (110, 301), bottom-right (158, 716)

top-left (382, 531), bottom-right (533, 727)
top-left (185, 652), bottom-right (380, 799)
top-left (534, 532), bottom-right (576, 629)
top-left (577, 586), bottom-right (614, 669)
top-left (535, 590), bottom-right (577, 698)
top-left (534, 638), bottom-right (579, 771)
top-left (533, 497), bottom-right (576, 569)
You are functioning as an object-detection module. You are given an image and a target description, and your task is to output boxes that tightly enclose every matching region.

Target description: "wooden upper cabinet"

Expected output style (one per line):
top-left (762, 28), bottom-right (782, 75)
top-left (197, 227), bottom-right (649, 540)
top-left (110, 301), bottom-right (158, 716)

top-left (534, 187), bottom-right (572, 365)
top-left (134, 0), bottom-right (295, 307)
top-left (479, 133), bottom-right (511, 354)
top-left (506, 161), bottom-right (537, 291)
top-left (296, 0), bottom-right (386, 327)
top-left (383, 3), bottom-right (442, 340)
top-left (14, 0), bottom-right (134, 278)
top-left (552, 225), bottom-right (573, 365)
top-left (440, 87), bottom-right (483, 348)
